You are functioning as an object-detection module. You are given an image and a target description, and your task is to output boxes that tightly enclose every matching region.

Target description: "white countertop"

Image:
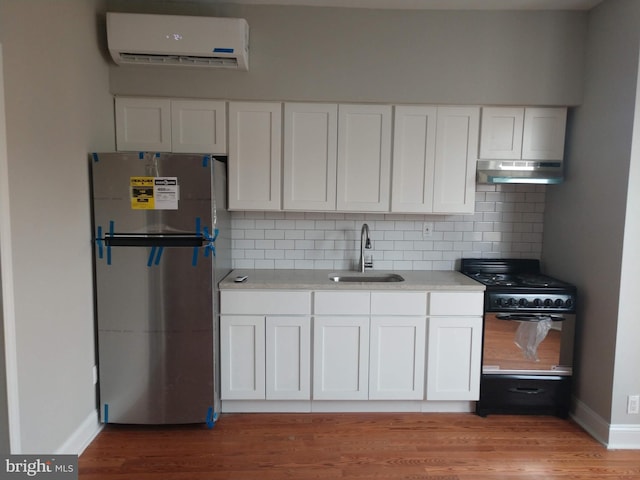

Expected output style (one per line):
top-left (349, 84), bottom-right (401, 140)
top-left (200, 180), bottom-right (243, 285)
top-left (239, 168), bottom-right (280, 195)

top-left (219, 269), bottom-right (485, 291)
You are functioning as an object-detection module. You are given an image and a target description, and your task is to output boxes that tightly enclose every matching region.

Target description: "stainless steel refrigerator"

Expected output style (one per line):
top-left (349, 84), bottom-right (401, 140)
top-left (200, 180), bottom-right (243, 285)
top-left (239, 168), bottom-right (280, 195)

top-left (90, 152), bottom-right (230, 425)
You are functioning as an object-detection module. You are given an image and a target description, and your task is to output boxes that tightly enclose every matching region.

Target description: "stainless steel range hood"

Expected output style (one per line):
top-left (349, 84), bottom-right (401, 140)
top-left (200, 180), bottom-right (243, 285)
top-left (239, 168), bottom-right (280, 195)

top-left (476, 160), bottom-right (564, 185)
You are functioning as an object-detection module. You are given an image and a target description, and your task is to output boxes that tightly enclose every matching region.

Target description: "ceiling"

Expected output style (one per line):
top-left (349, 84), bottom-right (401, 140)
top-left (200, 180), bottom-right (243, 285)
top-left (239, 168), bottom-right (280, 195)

top-left (212, 0), bottom-right (604, 10)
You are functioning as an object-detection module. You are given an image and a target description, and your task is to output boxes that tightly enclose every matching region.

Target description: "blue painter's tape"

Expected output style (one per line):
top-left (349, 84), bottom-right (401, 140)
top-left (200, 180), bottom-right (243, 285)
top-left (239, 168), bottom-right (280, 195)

top-left (107, 221), bottom-right (114, 265)
top-left (193, 217), bottom-right (202, 266)
top-left (138, 152), bottom-right (144, 159)
top-left (104, 404), bottom-right (109, 424)
top-left (213, 48), bottom-right (234, 53)
top-left (202, 155), bottom-right (210, 168)
top-left (96, 226), bottom-right (104, 259)
top-left (155, 246), bottom-right (164, 266)
top-left (92, 152), bottom-right (99, 162)
top-left (203, 226), bottom-right (218, 258)
top-left (206, 406), bottom-right (216, 428)
top-left (192, 245), bottom-right (199, 267)
top-left (147, 246), bottom-right (157, 267)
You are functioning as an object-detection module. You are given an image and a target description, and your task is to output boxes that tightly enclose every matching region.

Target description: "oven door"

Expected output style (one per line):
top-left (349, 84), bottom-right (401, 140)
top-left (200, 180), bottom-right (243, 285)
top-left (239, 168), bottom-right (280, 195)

top-left (482, 313), bottom-right (574, 375)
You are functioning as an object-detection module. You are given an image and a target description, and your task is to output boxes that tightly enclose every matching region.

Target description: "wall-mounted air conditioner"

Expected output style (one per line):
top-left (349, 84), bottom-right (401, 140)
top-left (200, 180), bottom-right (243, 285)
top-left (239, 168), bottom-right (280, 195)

top-left (106, 12), bottom-right (249, 70)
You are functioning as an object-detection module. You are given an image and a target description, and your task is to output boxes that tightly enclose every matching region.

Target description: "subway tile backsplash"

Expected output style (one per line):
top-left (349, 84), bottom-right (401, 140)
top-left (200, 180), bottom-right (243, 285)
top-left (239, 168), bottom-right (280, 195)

top-left (231, 184), bottom-right (545, 271)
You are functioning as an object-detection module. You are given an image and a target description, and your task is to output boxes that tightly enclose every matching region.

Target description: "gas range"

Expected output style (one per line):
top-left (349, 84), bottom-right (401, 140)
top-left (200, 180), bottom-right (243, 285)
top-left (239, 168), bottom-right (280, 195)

top-left (461, 258), bottom-right (577, 314)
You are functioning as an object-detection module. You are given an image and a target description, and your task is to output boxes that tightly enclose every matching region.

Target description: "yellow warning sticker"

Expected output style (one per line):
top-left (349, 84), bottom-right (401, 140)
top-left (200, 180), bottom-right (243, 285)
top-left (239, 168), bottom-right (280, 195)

top-left (130, 177), bottom-right (155, 209)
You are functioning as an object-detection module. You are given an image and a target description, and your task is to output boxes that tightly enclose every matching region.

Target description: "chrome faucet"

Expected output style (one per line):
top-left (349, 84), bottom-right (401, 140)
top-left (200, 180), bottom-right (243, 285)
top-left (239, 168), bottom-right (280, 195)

top-left (359, 223), bottom-right (373, 272)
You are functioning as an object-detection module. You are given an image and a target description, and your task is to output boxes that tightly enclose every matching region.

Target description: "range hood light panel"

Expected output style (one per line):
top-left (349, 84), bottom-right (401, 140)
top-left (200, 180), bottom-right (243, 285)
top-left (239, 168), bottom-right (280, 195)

top-left (476, 160), bottom-right (564, 185)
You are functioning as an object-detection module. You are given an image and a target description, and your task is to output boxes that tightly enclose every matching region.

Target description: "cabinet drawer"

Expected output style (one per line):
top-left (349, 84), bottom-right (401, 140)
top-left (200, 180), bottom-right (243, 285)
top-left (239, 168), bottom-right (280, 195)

top-left (314, 291), bottom-right (370, 315)
top-left (371, 292), bottom-right (427, 316)
top-left (429, 292), bottom-right (483, 316)
top-left (221, 291), bottom-right (311, 315)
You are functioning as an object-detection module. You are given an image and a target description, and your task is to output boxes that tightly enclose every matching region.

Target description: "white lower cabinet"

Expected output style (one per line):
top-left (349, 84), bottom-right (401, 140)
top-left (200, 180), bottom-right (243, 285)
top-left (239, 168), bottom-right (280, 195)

top-left (426, 316), bottom-right (482, 401)
top-left (369, 316), bottom-right (426, 400)
top-left (220, 315), bottom-right (265, 400)
top-left (426, 291), bottom-right (483, 401)
top-left (266, 316), bottom-right (311, 400)
top-left (313, 290), bottom-right (427, 401)
top-left (221, 315), bottom-right (311, 400)
top-left (220, 290), bottom-right (311, 401)
top-left (220, 288), bottom-right (482, 410)
top-left (313, 316), bottom-right (370, 400)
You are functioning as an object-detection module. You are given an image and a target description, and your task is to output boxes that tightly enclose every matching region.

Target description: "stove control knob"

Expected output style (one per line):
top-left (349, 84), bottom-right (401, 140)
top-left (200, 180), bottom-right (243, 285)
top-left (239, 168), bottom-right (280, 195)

top-left (544, 299), bottom-right (554, 307)
top-left (533, 298), bottom-right (542, 307)
top-left (565, 298), bottom-right (574, 309)
top-left (518, 298), bottom-right (528, 307)
top-left (555, 298), bottom-right (565, 307)
top-left (497, 298), bottom-right (509, 307)
top-left (508, 297), bottom-right (517, 306)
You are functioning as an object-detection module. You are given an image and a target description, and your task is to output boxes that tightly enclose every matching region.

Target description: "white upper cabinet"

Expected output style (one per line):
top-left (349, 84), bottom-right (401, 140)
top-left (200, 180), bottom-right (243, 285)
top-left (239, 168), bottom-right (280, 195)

top-left (393, 106), bottom-right (479, 214)
top-left (391, 106), bottom-right (437, 213)
top-left (228, 102), bottom-right (282, 211)
top-left (480, 106), bottom-right (567, 160)
top-left (115, 97), bottom-right (226, 154)
top-left (522, 107), bottom-right (567, 160)
top-left (432, 106), bottom-right (480, 214)
top-left (170, 99), bottom-right (226, 154)
top-left (479, 107), bottom-right (524, 159)
top-left (337, 104), bottom-right (392, 212)
top-left (283, 103), bottom-right (338, 211)
top-left (115, 97), bottom-right (172, 152)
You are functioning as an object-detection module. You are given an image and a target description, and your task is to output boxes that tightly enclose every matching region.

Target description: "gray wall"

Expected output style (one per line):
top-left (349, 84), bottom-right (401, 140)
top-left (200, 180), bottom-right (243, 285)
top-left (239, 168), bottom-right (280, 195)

top-left (0, 0), bottom-right (113, 453)
top-left (107, 1), bottom-right (587, 106)
top-left (0, 256), bottom-right (9, 453)
top-left (543, 0), bottom-right (640, 432)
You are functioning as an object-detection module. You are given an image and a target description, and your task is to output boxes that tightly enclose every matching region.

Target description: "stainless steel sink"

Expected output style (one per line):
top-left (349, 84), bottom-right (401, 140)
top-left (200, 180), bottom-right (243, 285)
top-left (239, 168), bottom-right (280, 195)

top-left (329, 273), bottom-right (405, 283)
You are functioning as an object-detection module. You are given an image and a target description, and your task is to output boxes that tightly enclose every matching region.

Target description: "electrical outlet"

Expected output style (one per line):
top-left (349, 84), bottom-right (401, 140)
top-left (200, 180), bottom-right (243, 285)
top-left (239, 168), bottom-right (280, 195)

top-left (627, 395), bottom-right (639, 414)
top-left (422, 222), bottom-right (434, 238)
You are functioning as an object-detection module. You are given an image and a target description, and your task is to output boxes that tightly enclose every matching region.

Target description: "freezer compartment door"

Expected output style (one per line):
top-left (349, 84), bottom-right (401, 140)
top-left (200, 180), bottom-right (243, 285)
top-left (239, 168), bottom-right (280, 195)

top-left (96, 245), bottom-right (215, 424)
top-left (91, 152), bottom-right (214, 234)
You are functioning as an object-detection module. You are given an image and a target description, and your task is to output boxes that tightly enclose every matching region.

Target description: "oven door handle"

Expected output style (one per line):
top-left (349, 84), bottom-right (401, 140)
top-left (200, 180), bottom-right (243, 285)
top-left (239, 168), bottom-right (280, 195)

top-left (495, 314), bottom-right (565, 322)
top-left (508, 386), bottom-right (545, 395)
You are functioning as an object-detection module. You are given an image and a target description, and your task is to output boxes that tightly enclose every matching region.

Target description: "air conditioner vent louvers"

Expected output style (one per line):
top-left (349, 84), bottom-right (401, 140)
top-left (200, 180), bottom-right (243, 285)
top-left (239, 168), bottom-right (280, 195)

top-left (119, 53), bottom-right (239, 68)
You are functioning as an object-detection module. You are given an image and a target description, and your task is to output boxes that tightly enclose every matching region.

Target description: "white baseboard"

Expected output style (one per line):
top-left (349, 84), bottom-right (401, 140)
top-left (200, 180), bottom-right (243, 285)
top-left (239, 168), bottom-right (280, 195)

top-left (608, 424), bottom-right (640, 449)
top-left (572, 398), bottom-right (640, 449)
top-left (56, 409), bottom-right (103, 456)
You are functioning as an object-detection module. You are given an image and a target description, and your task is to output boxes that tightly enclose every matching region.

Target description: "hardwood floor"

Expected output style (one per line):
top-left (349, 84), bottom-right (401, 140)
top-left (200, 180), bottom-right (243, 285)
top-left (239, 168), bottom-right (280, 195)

top-left (79, 413), bottom-right (640, 479)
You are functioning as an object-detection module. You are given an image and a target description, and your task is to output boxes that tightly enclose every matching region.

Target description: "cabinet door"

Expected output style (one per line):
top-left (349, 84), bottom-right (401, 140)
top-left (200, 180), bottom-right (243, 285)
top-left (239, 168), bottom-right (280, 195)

top-left (391, 106), bottom-right (437, 213)
top-left (479, 107), bottom-right (524, 159)
top-left (369, 316), bottom-right (426, 400)
top-left (432, 106), bottom-right (479, 214)
top-left (522, 107), bottom-right (567, 160)
top-left (265, 316), bottom-right (311, 400)
top-left (220, 315), bottom-right (265, 400)
top-left (228, 102), bottom-right (282, 210)
top-left (171, 100), bottom-right (226, 154)
top-left (337, 104), bottom-right (392, 212)
top-left (313, 316), bottom-right (370, 400)
top-left (426, 316), bottom-right (482, 401)
top-left (115, 97), bottom-right (171, 152)
top-left (283, 103), bottom-right (337, 211)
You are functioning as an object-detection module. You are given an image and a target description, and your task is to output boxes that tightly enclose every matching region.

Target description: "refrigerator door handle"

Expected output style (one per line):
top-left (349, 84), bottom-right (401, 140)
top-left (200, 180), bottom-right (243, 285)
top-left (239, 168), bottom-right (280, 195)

top-left (103, 234), bottom-right (207, 248)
